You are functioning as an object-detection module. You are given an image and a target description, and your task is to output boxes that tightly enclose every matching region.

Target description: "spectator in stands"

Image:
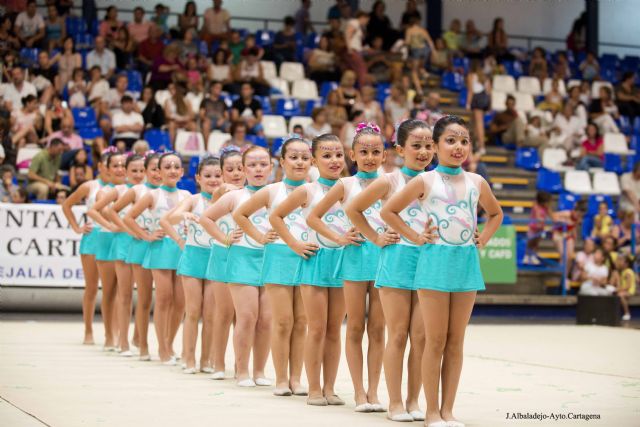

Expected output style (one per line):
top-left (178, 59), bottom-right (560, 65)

top-left (442, 19), bottom-right (462, 56)
top-left (11, 187), bottom-right (28, 203)
top-left (164, 82), bottom-right (197, 143)
top-left (228, 30), bottom-right (245, 65)
top-left (1, 49), bottom-right (19, 84)
top-left (0, 118), bottom-right (16, 167)
top-left (11, 94), bottom-right (42, 147)
top-left (177, 29), bottom-right (199, 62)
top-left (579, 52), bottom-right (600, 82)
top-left (384, 84), bottom-right (411, 138)
top-left (233, 48), bottom-right (270, 97)
top-left (431, 38), bottom-right (451, 73)
top-left (336, 70), bottom-right (362, 115)
top-left (571, 238), bottom-right (596, 282)
top-left (356, 85), bottom-right (384, 127)
top-left (591, 201), bottom-right (613, 242)
top-left (112, 96), bottom-right (144, 151)
top-left (461, 19), bottom-right (483, 59)
top-left (537, 78), bottom-right (563, 114)
top-left (201, 0), bottom-right (231, 43)
top-left (579, 247), bottom-right (615, 296)
top-left (616, 72), bottom-right (640, 121)
top-left (362, 35), bottom-right (393, 83)
top-left (567, 85), bottom-right (588, 128)
top-left (151, 3), bottom-right (170, 35)
top-left (529, 47), bottom-right (548, 84)
top-left (304, 107), bottom-right (332, 140)
top-left (26, 137), bottom-right (65, 199)
top-left (341, 109), bottom-right (365, 148)
top-left (325, 90), bottom-right (348, 135)
top-left (589, 86), bottom-right (620, 134)
top-left (223, 120), bottom-right (252, 151)
top-left (400, 0), bottom-right (421, 31)
top-left (576, 122), bottom-right (604, 170)
top-left (0, 16), bottom-right (20, 56)
top-left (295, 0), bottom-right (315, 35)
top-left (613, 210), bottom-right (640, 253)
top-left (548, 102), bottom-right (584, 157)
top-left (86, 36), bottom-right (116, 81)
top-left (128, 7), bottom-right (152, 44)
top-left (327, 0), bottom-right (352, 20)
top-left (405, 15), bottom-right (436, 95)
top-left (489, 94), bottom-right (524, 146)
top-left (112, 26), bottom-right (136, 70)
top-left (179, 2), bottom-right (199, 36)
top-left (45, 4), bottom-right (66, 50)
top-left (524, 191), bottom-right (552, 265)
top-left (136, 25), bottom-right (165, 80)
top-left (602, 235), bottom-right (618, 271)
top-left (44, 94), bottom-right (72, 136)
top-left (523, 112), bottom-right (549, 150)
top-left (1, 66), bottom-right (37, 112)
top-left (411, 93), bottom-right (443, 127)
top-left (272, 16), bottom-right (298, 67)
top-left (567, 12), bottom-right (587, 54)
top-left (15, 0), bottom-right (45, 48)
top-left (132, 140), bottom-right (149, 156)
top-left (209, 49), bottom-right (233, 85)
top-left (51, 37), bottom-right (82, 94)
top-left (87, 66), bottom-right (109, 107)
top-left (150, 43), bottom-right (184, 91)
top-left (68, 148), bottom-right (92, 192)
top-left (466, 60), bottom-right (490, 153)
top-left (308, 35), bottom-right (339, 84)
top-left (31, 50), bottom-right (55, 105)
top-left (578, 80), bottom-right (591, 105)
top-left (55, 188), bottom-right (69, 204)
top-left (614, 253), bottom-right (636, 321)
top-left (231, 83), bottom-right (264, 137)
top-left (49, 116), bottom-right (84, 168)
top-left (487, 17), bottom-right (511, 61)
top-left (200, 81), bottom-right (230, 141)
top-left (243, 34), bottom-right (264, 62)
top-left (138, 86), bottom-right (165, 129)
top-left (0, 165), bottom-right (18, 203)
top-left (367, 1), bottom-right (399, 50)
top-left (98, 6), bottom-right (122, 44)
top-left (553, 199), bottom-right (587, 286)
top-left (620, 161), bottom-right (640, 216)
top-left (554, 51), bottom-right (572, 80)
top-left (344, 10), bottom-right (370, 89)
top-left (104, 74), bottom-right (133, 113)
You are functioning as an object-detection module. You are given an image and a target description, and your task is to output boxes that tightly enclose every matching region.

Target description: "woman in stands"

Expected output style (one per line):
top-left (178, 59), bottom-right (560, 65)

top-left (160, 156), bottom-right (223, 374)
top-left (201, 148), bottom-right (245, 379)
top-left (200, 146), bottom-right (275, 387)
top-left (88, 153), bottom-right (147, 355)
top-left (124, 152), bottom-right (190, 364)
top-left (61, 149), bottom-right (115, 345)
top-left (345, 119), bottom-right (435, 421)
top-left (382, 116), bottom-right (503, 427)
top-left (234, 137), bottom-right (313, 396)
top-left (270, 134), bottom-right (350, 406)
top-left (465, 60), bottom-right (491, 154)
top-left (108, 152), bottom-right (162, 360)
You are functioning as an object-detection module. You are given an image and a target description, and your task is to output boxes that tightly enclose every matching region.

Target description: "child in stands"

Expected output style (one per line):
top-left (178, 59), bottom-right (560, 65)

top-left (613, 253), bottom-right (636, 321)
top-left (525, 191), bottom-right (552, 265)
top-left (591, 202), bottom-right (613, 242)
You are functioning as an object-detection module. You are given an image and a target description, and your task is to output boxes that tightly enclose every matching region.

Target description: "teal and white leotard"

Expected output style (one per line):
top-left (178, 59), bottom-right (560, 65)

top-left (79, 178), bottom-right (106, 256)
top-left (126, 182), bottom-right (158, 265)
top-left (177, 192), bottom-right (215, 280)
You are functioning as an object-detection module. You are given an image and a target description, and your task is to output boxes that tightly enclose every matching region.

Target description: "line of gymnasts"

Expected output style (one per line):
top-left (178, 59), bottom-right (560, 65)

top-left (62, 115), bottom-right (503, 427)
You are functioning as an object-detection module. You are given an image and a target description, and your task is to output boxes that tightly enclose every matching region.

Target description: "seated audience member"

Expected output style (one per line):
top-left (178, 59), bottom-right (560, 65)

top-left (178, 1), bottom-right (199, 36)
top-left (341, 109), bottom-right (366, 149)
top-left (579, 52), bottom-right (600, 82)
top-left (128, 6), bottom-right (152, 44)
top-left (589, 86), bottom-right (621, 134)
top-left (150, 43), bottom-right (184, 91)
top-left (325, 90), bottom-right (348, 135)
top-left (576, 122), bottom-right (604, 170)
top-left (612, 210), bottom-right (640, 253)
top-left (51, 37), bottom-right (82, 94)
top-left (44, 94), bottom-right (72, 136)
top-left (31, 51), bottom-right (56, 105)
top-left (137, 25), bottom-right (165, 78)
top-left (487, 17), bottom-right (511, 61)
top-left (308, 35), bottom-right (339, 84)
top-left (132, 140), bottom-right (150, 156)
top-left (223, 121), bottom-right (253, 152)
top-left (384, 84), bottom-right (412, 138)
top-left (524, 191), bottom-right (552, 265)
top-left (69, 148), bottom-right (93, 190)
top-left (616, 72), bottom-right (640, 121)
top-left (614, 253), bottom-right (636, 321)
top-left (0, 165), bottom-right (19, 203)
top-left (86, 36), bottom-right (116, 81)
top-left (228, 30), bottom-right (246, 65)
top-left (528, 47), bottom-right (548, 83)
top-left (138, 86), bottom-right (165, 129)
top-left (579, 248), bottom-right (616, 296)
top-left (591, 202), bottom-right (613, 241)
top-left (164, 82), bottom-right (197, 143)
top-left (273, 16), bottom-right (297, 66)
top-left (87, 66), bottom-right (110, 107)
top-left (209, 49), bottom-right (233, 85)
top-left (602, 235), bottom-right (619, 272)
top-left (571, 238), bottom-right (596, 282)
top-left (537, 78), bottom-right (563, 114)
top-left (234, 48), bottom-right (270, 97)
top-left (356, 86), bottom-right (385, 127)
top-left (367, 0), bottom-right (400, 50)
top-left (336, 70), bottom-right (362, 116)
top-left (231, 83), bottom-right (264, 136)
top-left (12, 187), bottom-right (29, 203)
top-left (567, 85), bottom-right (588, 128)
top-left (151, 3), bottom-right (170, 34)
top-left (431, 38), bottom-right (451, 73)
top-left (489, 95), bottom-right (524, 146)
top-left (55, 188), bottom-right (69, 205)
top-left (523, 112), bottom-right (549, 150)
top-left (98, 6), bottom-right (123, 43)
top-left (442, 19), bottom-right (462, 56)
top-left (11, 94), bottom-right (42, 147)
top-left (292, 124), bottom-right (304, 136)
top-left (15, 0), bottom-right (45, 48)
top-left (554, 51), bottom-right (572, 80)
top-left (0, 117), bottom-right (16, 167)
top-left (619, 162), bottom-right (640, 214)
top-left (67, 68), bottom-right (88, 108)
top-left (200, 81), bottom-right (230, 140)
top-left (26, 138), bottom-right (66, 200)
top-left (112, 96), bottom-right (144, 151)
top-left (461, 19), bottom-right (483, 58)
top-left (112, 26), bottom-right (136, 70)
top-left (1, 67), bottom-right (37, 112)
top-left (0, 16), bottom-right (20, 57)
top-left (177, 29), bottom-right (199, 62)
top-left (304, 107), bottom-right (332, 140)
top-left (200, 0), bottom-right (231, 43)
top-left (49, 117), bottom-right (84, 169)
top-left (548, 102), bottom-right (584, 157)
top-left (412, 92), bottom-right (444, 127)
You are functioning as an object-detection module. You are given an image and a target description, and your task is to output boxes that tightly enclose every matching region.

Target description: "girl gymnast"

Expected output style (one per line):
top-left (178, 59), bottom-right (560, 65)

top-left (202, 146), bottom-right (275, 387)
top-left (201, 148), bottom-right (245, 380)
top-left (381, 115), bottom-right (503, 427)
top-left (160, 156), bottom-right (223, 374)
top-left (107, 152), bottom-right (162, 360)
top-left (62, 150), bottom-right (112, 345)
top-left (124, 152), bottom-right (190, 364)
top-left (271, 134), bottom-right (354, 406)
top-left (88, 153), bottom-right (146, 355)
top-left (345, 119), bottom-right (436, 421)
top-left (234, 136), bottom-right (312, 396)
top-left (310, 123), bottom-right (393, 412)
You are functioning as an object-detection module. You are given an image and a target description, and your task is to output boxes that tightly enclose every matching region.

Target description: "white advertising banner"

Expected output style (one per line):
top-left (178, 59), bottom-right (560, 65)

top-left (0, 203), bottom-right (86, 287)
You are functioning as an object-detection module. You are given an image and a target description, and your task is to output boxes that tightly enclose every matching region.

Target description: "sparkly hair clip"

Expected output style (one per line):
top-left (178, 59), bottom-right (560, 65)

top-left (285, 133), bottom-right (312, 147)
top-left (201, 153), bottom-right (220, 161)
top-left (355, 122), bottom-right (381, 135)
top-left (101, 146), bottom-right (119, 155)
top-left (219, 145), bottom-right (241, 156)
top-left (143, 150), bottom-right (156, 158)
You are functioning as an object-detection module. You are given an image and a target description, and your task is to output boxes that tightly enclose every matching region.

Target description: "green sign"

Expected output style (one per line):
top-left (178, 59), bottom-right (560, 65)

top-left (479, 225), bottom-right (517, 284)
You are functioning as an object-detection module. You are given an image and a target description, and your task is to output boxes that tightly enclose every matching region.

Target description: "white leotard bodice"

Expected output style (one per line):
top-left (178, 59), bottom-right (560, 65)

top-left (301, 180), bottom-right (349, 249)
top-left (185, 193), bottom-right (215, 248)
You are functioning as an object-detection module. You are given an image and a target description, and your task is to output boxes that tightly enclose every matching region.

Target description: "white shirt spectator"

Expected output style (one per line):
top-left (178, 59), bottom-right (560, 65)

top-left (0, 81), bottom-right (37, 111)
top-left (112, 110), bottom-right (144, 139)
top-left (15, 10), bottom-right (45, 38)
top-left (104, 89), bottom-right (136, 112)
top-left (549, 113), bottom-right (584, 152)
top-left (88, 79), bottom-right (110, 103)
top-left (620, 171), bottom-right (640, 212)
top-left (86, 49), bottom-right (116, 77)
top-left (304, 122), bottom-right (331, 140)
top-left (346, 19), bottom-right (363, 52)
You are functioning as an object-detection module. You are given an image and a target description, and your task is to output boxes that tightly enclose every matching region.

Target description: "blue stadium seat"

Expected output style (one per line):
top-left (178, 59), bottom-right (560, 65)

top-left (143, 129), bottom-right (171, 152)
top-left (188, 157), bottom-right (199, 178)
top-left (604, 153), bottom-right (623, 174)
top-left (127, 70), bottom-right (143, 93)
top-left (515, 147), bottom-right (540, 171)
top-left (305, 32), bottom-right (320, 48)
top-left (304, 99), bottom-right (319, 116)
top-left (61, 174), bottom-right (70, 187)
top-left (536, 168), bottom-right (562, 193)
top-left (375, 82), bottom-right (391, 104)
top-left (66, 16), bottom-right (87, 37)
top-left (256, 96), bottom-right (272, 114)
top-left (587, 194), bottom-right (614, 216)
top-left (246, 135), bottom-right (268, 148)
top-left (581, 215), bottom-right (594, 239)
top-left (442, 71), bottom-right (464, 91)
top-left (452, 57), bottom-right (469, 74)
top-left (320, 81), bottom-right (339, 101)
top-left (74, 33), bottom-right (94, 50)
top-left (235, 28), bottom-right (248, 39)
top-left (599, 53), bottom-right (619, 69)
top-left (271, 137), bottom-right (286, 156)
top-left (256, 30), bottom-right (275, 47)
top-left (621, 55), bottom-right (640, 72)
top-left (633, 117), bottom-right (640, 135)
top-left (458, 87), bottom-right (467, 108)
top-left (78, 127), bottom-right (103, 140)
top-left (558, 192), bottom-right (580, 211)
top-left (19, 47), bottom-right (39, 66)
top-left (502, 60), bottom-right (524, 78)
top-left (177, 178), bottom-right (197, 194)
top-left (276, 98), bottom-right (301, 118)
top-left (72, 107), bottom-right (97, 129)
top-left (33, 199), bottom-right (57, 204)
top-left (616, 115), bottom-right (632, 135)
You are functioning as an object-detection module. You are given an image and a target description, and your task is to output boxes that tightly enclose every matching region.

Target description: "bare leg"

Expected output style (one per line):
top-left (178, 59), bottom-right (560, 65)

top-left (290, 286), bottom-right (307, 391)
top-left (133, 265), bottom-right (153, 359)
top-left (440, 292), bottom-right (477, 424)
top-left (212, 282), bottom-right (235, 373)
top-left (343, 280), bottom-right (368, 406)
top-left (323, 287), bottom-right (346, 398)
top-left (365, 283), bottom-right (385, 405)
top-left (252, 287), bottom-right (272, 380)
top-left (167, 274), bottom-right (185, 358)
top-left (300, 285), bottom-right (328, 400)
top-left (181, 276), bottom-right (204, 370)
top-left (96, 260), bottom-right (117, 348)
top-left (80, 254), bottom-right (99, 344)
top-left (228, 283), bottom-right (259, 382)
top-left (265, 284), bottom-right (294, 390)
top-left (200, 281), bottom-right (216, 370)
top-left (115, 260), bottom-right (133, 352)
top-left (152, 269), bottom-right (174, 362)
top-left (406, 291), bottom-right (425, 413)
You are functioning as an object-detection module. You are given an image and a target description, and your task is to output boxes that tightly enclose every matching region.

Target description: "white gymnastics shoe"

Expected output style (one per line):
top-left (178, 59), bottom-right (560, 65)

top-left (427, 422), bottom-right (448, 427)
top-left (273, 388), bottom-right (293, 396)
top-left (210, 371), bottom-right (225, 380)
top-left (237, 378), bottom-right (256, 387)
top-left (446, 421), bottom-right (465, 427)
top-left (119, 350), bottom-right (133, 357)
top-left (370, 403), bottom-right (387, 413)
top-left (183, 367), bottom-right (197, 374)
top-left (354, 403), bottom-right (372, 413)
top-left (409, 410), bottom-right (425, 421)
top-left (254, 377), bottom-right (272, 386)
top-left (138, 354), bottom-right (151, 361)
top-left (386, 412), bottom-right (413, 422)
top-left (200, 366), bottom-right (214, 374)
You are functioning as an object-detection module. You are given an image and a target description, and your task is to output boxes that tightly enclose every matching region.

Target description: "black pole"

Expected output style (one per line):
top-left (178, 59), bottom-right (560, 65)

top-left (585, 0), bottom-right (598, 55)
top-left (426, 0), bottom-right (443, 39)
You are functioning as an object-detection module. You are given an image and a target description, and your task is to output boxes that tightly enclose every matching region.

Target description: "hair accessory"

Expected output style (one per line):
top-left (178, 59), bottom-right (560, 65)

top-left (143, 150), bottom-right (156, 158)
top-left (355, 122), bottom-right (381, 135)
top-left (219, 145), bottom-right (241, 156)
top-left (101, 146), bottom-right (119, 155)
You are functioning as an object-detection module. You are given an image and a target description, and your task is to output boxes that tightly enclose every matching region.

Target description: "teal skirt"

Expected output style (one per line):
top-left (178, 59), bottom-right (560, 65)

top-left (206, 245), bottom-right (228, 282)
top-left (79, 226), bottom-right (101, 256)
top-left (126, 238), bottom-right (150, 265)
top-left (225, 245), bottom-right (264, 287)
top-left (109, 232), bottom-right (133, 261)
top-left (143, 237), bottom-right (182, 270)
top-left (95, 231), bottom-right (116, 261)
top-left (414, 245), bottom-right (485, 292)
top-left (334, 240), bottom-right (381, 282)
top-left (261, 243), bottom-right (303, 286)
top-left (375, 244), bottom-right (420, 290)
top-left (178, 245), bottom-right (211, 280)
top-left (295, 247), bottom-right (342, 288)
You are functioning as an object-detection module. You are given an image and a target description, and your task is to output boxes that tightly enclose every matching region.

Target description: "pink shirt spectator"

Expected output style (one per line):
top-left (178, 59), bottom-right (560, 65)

top-left (99, 20), bottom-right (123, 39)
top-left (128, 21), bottom-right (152, 43)
top-left (528, 203), bottom-right (549, 236)
top-left (581, 136), bottom-right (603, 159)
top-left (49, 130), bottom-right (83, 150)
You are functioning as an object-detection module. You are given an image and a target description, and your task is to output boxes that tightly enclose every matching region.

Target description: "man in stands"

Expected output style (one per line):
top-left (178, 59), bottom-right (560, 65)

top-left (27, 138), bottom-right (66, 200)
top-left (0, 67), bottom-right (37, 112)
top-left (295, 0), bottom-right (315, 35)
top-left (86, 36), bottom-right (116, 81)
top-left (201, 0), bottom-right (231, 43)
top-left (620, 161), bottom-right (640, 217)
top-left (112, 95), bottom-right (144, 151)
top-left (489, 94), bottom-right (525, 146)
top-left (48, 117), bottom-right (85, 169)
top-left (137, 25), bottom-right (165, 79)
top-left (15, 0), bottom-right (45, 48)
top-left (231, 83), bottom-right (264, 137)
top-left (128, 7), bottom-right (152, 44)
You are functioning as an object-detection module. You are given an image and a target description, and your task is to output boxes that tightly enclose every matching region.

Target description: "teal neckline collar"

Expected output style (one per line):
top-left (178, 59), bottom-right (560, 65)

top-left (160, 185), bottom-right (177, 192)
top-left (201, 192), bottom-right (212, 200)
top-left (98, 178), bottom-right (106, 187)
top-left (246, 185), bottom-right (265, 192)
top-left (144, 182), bottom-right (159, 189)
top-left (125, 183), bottom-right (134, 188)
top-left (355, 170), bottom-right (379, 179)
top-left (401, 166), bottom-right (423, 177)
top-left (283, 177), bottom-right (305, 187)
top-left (436, 164), bottom-right (462, 175)
top-left (318, 177), bottom-right (338, 187)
